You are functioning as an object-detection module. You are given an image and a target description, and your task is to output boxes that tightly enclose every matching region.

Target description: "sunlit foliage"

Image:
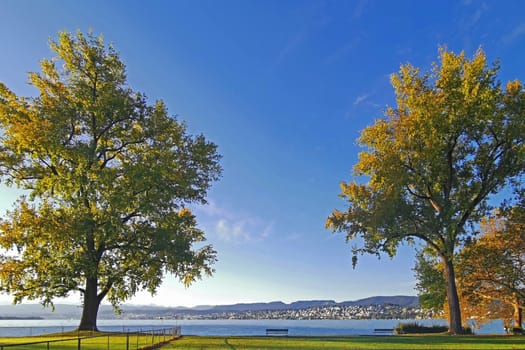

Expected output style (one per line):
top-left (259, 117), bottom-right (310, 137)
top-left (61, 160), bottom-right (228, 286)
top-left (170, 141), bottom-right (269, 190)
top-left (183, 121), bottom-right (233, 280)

top-left (327, 48), bottom-right (525, 334)
top-left (0, 31), bottom-right (221, 330)
top-left (457, 201), bottom-right (525, 331)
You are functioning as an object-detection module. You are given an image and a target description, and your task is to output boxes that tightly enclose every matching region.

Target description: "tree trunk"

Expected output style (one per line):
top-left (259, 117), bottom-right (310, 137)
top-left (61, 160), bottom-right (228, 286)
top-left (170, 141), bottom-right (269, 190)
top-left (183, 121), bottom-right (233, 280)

top-left (514, 302), bottom-right (523, 329)
top-left (78, 277), bottom-right (101, 331)
top-left (443, 258), bottom-right (463, 335)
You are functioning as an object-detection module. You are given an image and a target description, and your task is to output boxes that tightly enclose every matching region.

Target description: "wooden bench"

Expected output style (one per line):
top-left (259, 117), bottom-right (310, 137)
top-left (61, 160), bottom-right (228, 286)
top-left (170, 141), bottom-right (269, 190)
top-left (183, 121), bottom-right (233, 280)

top-left (266, 328), bottom-right (289, 336)
top-left (373, 328), bottom-right (393, 335)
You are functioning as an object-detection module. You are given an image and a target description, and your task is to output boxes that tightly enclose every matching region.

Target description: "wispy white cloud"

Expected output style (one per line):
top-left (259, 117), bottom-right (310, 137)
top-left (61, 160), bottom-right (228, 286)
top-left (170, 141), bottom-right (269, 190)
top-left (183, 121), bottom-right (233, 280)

top-left (345, 91), bottom-right (381, 120)
top-left (454, 1), bottom-right (488, 51)
top-left (196, 200), bottom-right (273, 244)
top-left (197, 200), bottom-right (232, 220)
top-left (461, 0), bottom-right (489, 27)
top-left (215, 218), bottom-right (272, 243)
top-left (464, 4), bottom-right (486, 29)
top-left (502, 23), bottom-right (525, 45)
top-left (272, 1), bottom-right (331, 69)
top-left (353, 93), bottom-right (379, 108)
top-left (275, 31), bottom-right (307, 66)
top-left (353, 94), bottom-right (369, 106)
top-left (216, 219), bottom-right (249, 242)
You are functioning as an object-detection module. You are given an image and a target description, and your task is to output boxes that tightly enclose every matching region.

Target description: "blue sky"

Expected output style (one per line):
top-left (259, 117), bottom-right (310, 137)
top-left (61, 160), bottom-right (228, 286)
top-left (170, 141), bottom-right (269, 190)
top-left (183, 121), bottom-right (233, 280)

top-left (0, 0), bottom-right (524, 307)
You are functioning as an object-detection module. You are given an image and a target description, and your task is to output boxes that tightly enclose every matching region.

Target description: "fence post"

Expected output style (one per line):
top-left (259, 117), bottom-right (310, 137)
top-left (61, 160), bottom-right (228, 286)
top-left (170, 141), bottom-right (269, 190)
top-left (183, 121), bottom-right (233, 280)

top-left (126, 333), bottom-right (129, 350)
top-left (77, 337), bottom-right (81, 350)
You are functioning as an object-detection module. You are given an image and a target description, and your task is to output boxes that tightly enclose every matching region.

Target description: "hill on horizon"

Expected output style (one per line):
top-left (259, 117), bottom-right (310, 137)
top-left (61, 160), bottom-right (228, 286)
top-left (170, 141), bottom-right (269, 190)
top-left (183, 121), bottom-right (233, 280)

top-left (0, 295), bottom-right (419, 319)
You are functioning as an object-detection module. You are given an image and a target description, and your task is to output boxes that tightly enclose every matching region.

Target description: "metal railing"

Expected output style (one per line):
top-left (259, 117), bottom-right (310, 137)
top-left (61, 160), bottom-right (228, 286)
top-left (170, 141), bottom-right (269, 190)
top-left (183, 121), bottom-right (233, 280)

top-left (0, 326), bottom-right (181, 349)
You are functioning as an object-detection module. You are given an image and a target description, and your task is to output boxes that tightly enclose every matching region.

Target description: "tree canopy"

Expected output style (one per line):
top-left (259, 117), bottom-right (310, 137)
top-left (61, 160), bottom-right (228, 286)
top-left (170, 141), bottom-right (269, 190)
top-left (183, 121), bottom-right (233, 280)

top-left (327, 48), bottom-right (525, 334)
top-left (413, 251), bottom-right (446, 315)
top-left (0, 31), bottom-right (221, 330)
top-left (414, 202), bottom-right (525, 331)
top-left (458, 202), bottom-right (525, 331)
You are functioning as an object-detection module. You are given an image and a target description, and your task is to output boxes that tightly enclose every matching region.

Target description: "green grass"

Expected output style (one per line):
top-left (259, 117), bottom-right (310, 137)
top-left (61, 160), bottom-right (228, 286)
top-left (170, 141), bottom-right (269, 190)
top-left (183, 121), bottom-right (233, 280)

top-left (161, 335), bottom-right (525, 349)
top-left (0, 331), bottom-right (175, 349)
top-left (2, 334), bottom-right (525, 349)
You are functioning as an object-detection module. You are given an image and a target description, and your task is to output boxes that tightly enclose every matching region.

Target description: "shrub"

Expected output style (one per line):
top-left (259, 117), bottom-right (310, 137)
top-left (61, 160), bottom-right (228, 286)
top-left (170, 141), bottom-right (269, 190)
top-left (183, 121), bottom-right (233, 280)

top-left (394, 322), bottom-right (448, 335)
top-left (394, 322), bottom-right (473, 335)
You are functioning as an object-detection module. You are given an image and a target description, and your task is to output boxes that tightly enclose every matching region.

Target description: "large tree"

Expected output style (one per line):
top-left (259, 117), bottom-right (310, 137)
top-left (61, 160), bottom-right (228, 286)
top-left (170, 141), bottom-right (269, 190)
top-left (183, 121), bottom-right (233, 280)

top-left (326, 48), bottom-right (525, 334)
top-left (0, 31), bottom-right (221, 330)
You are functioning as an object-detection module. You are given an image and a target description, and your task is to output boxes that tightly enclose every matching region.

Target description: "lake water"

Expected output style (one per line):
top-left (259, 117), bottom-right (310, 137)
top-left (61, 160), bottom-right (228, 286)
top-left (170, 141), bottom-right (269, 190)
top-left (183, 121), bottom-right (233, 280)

top-left (0, 319), bottom-right (504, 337)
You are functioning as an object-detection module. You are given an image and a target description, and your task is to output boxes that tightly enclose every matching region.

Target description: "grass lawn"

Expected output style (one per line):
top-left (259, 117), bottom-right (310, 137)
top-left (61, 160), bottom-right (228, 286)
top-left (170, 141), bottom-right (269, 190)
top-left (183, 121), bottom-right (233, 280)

top-left (162, 335), bottom-right (525, 349)
top-left (0, 331), bottom-right (175, 349)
